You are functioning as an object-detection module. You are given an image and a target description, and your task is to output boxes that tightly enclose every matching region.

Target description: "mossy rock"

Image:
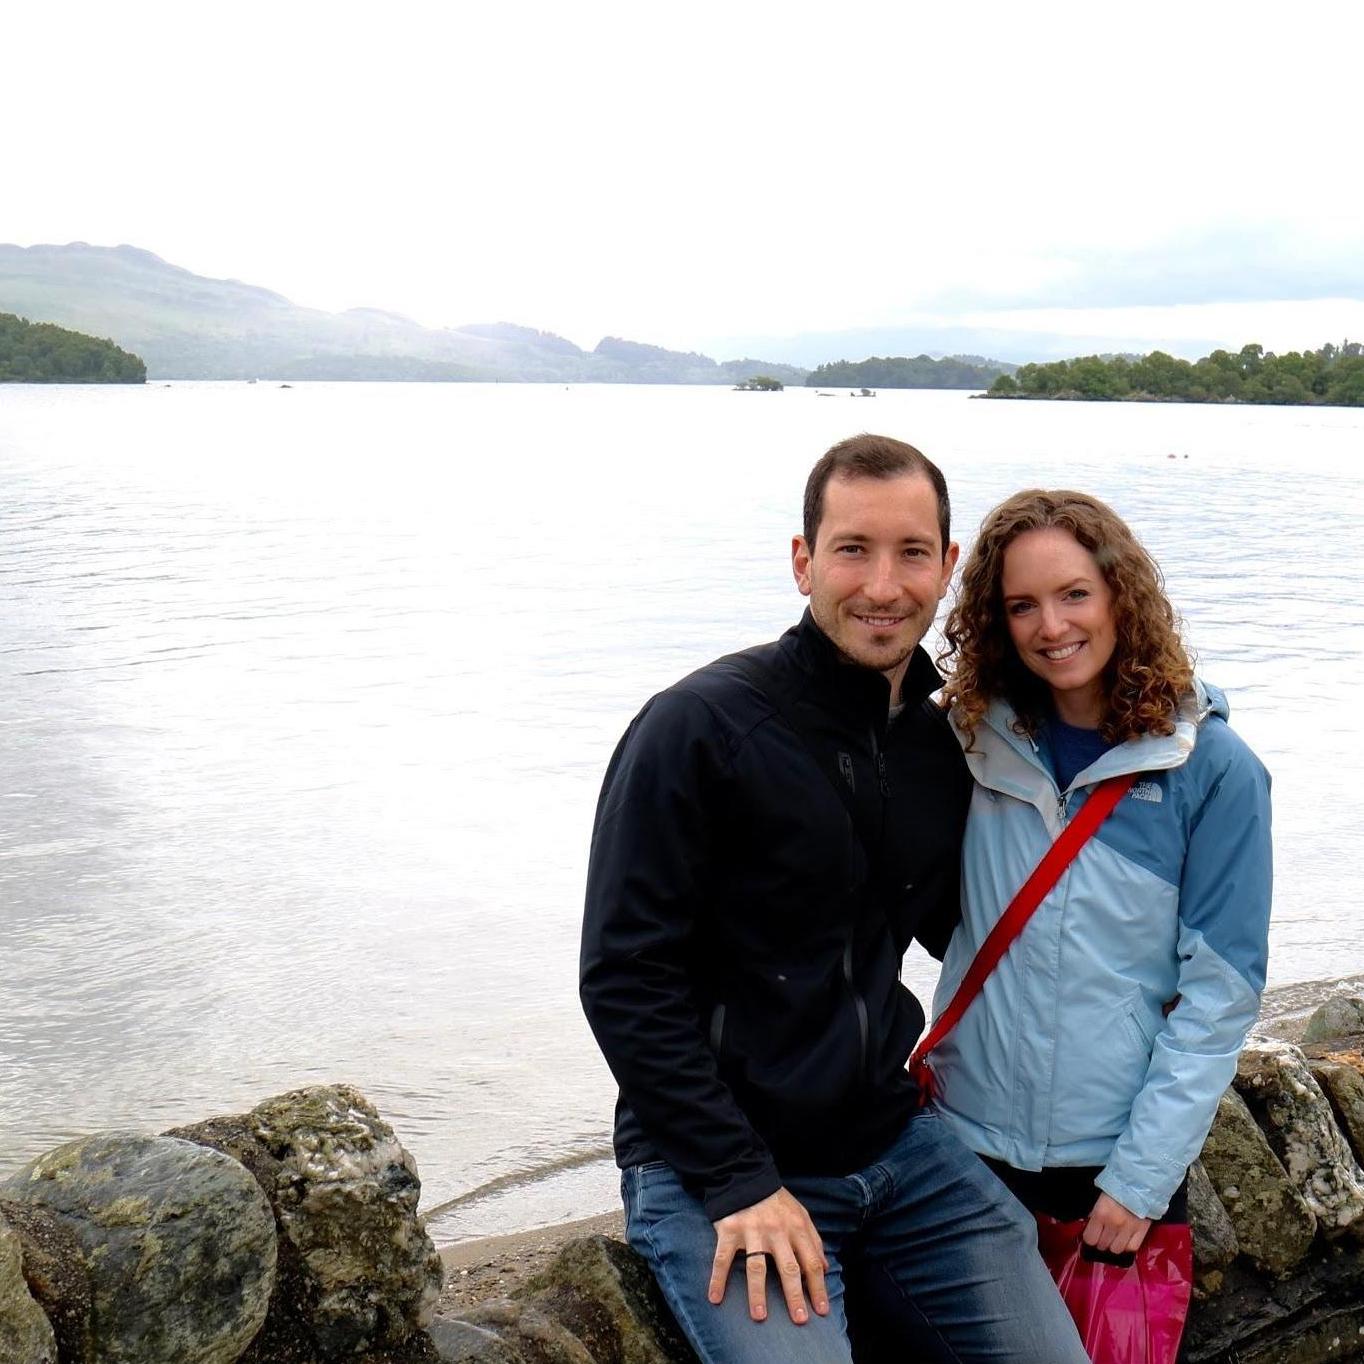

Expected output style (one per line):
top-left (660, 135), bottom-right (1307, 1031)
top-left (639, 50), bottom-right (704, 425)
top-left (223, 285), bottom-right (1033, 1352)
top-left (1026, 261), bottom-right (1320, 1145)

top-left (1236, 1041), bottom-right (1364, 1238)
top-left (1304, 1046), bottom-right (1364, 1171)
top-left (1188, 1159), bottom-right (1238, 1286)
top-left (167, 1115), bottom-right (320, 1364)
top-left (1199, 1089), bottom-right (1316, 1276)
top-left (0, 1201), bottom-right (92, 1362)
top-left (0, 1133), bottom-right (275, 1364)
top-left (0, 1212), bottom-right (57, 1364)
top-left (517, 1236), bottom-right (693, 1364)
top-left (1302, 994), bottom-right (1364, 1044)
top-left (247, 1084), bottom-right (444, 1355)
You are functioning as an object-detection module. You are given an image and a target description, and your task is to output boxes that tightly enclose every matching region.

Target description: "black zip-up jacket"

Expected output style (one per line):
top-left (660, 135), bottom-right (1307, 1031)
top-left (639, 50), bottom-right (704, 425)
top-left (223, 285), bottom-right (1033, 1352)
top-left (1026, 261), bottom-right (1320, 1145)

top-left (580, 611), bottom-right (971, 1220)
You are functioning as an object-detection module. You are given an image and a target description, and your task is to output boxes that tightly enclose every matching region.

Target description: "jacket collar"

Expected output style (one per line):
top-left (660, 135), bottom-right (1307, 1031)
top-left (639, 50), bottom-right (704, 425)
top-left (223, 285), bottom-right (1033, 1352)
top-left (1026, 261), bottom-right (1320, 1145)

top-left (788, 608), bottom-right (944, 711)
top-left (956, 685), bottom-right (1212, 802)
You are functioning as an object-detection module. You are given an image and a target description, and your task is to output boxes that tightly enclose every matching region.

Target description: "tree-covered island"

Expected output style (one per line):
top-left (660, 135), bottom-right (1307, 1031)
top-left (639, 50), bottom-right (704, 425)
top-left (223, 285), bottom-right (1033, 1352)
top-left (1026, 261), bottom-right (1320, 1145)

top-left (987, 341), bottom-right (1364, 407)
top-left (806, 354), bottom-right (1014, 389)
top-left (0, 311), bottom-right (145, 382)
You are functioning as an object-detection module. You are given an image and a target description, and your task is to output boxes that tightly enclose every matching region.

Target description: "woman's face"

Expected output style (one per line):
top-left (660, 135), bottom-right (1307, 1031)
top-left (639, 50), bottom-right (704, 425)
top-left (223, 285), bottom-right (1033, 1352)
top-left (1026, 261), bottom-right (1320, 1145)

top-left (1000, 527), bottom-right (1117, 728)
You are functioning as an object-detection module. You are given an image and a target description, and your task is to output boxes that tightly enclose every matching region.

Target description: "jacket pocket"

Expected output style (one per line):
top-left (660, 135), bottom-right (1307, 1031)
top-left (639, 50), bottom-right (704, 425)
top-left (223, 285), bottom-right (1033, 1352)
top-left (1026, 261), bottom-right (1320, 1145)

top-left (1121, 992), bottom-right (1161, 1054)
top-left (711, 985), bottom-right (865, 1129)
top-left (1049, 985), bottom-right (1155, 1148)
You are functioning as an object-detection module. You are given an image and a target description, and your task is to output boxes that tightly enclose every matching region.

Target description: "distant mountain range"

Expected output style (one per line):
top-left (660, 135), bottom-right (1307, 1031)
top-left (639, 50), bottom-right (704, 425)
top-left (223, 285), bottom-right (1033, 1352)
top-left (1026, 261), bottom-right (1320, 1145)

top-left (0, 244), bottom-right (810, 385)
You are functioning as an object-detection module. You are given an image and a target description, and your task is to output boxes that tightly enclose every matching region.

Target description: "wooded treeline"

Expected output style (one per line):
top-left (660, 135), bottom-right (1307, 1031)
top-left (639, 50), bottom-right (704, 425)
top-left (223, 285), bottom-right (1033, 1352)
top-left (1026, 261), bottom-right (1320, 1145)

top-left (0, 312), bottom-right (146, 383)
top-left (806, 354), bottom-right (1012, 389)
top-left (989, 341), bottom-right (1364, 406)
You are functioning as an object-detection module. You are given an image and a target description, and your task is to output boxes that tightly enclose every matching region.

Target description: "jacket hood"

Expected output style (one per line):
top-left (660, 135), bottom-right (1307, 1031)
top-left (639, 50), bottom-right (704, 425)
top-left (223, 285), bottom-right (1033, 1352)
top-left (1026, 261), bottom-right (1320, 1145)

top-left (1199, 678), bottom-right (1229, 722)
top-left (953, 678), bottom-right (1227, 800)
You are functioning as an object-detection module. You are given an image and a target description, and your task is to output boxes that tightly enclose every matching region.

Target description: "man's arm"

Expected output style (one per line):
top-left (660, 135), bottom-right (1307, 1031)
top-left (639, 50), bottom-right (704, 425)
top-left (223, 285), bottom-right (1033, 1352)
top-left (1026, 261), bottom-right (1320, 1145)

top-left (580, 688), bottom-right (781, 1217)
top-left (580, 689), bottom-right (828, 1323)
top-left (913, 871), bottom-right (962, 961)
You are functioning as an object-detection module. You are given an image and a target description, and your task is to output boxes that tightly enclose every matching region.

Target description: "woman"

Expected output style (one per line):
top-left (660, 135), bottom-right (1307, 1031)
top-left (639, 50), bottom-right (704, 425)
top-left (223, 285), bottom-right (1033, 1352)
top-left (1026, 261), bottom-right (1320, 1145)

top-left (930, 489), bottom-right (1271, 1275)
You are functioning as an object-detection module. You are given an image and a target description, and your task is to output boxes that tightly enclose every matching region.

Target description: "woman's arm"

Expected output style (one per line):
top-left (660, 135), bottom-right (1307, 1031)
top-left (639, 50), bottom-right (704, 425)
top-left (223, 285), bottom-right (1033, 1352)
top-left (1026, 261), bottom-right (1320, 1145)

top-left (1095, 726), bottom-right (1273, 1221)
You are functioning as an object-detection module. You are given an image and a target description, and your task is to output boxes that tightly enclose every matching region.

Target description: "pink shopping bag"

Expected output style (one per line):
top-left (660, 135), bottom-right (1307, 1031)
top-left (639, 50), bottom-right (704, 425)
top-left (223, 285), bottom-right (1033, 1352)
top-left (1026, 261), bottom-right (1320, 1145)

top-left (1034, 1215), bottom-right (1194, 1364)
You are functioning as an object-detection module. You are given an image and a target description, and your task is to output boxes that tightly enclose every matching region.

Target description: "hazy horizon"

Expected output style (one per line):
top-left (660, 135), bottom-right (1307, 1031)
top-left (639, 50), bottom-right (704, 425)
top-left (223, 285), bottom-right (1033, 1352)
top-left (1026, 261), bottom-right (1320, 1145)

top-left (7, 1), bottom-right (1364, 364)
top-left (7, 239), bottom-right (1360, 374)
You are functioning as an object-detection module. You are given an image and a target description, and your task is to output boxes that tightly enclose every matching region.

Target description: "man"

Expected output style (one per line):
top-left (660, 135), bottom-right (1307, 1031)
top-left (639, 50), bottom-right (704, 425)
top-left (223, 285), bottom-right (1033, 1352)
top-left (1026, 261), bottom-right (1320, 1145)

top-left (580, 435), bottom-right (1086, 1363)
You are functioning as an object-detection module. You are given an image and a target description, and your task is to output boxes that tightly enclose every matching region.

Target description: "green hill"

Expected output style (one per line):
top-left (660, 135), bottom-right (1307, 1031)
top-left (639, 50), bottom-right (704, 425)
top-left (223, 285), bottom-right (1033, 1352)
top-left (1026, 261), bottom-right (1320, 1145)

top-left (0, 311), bottom-right (145, 383)
top-left (0, 244), bottom-right (806, 385)
top-left (805, 354), bottom-right (1014, 389)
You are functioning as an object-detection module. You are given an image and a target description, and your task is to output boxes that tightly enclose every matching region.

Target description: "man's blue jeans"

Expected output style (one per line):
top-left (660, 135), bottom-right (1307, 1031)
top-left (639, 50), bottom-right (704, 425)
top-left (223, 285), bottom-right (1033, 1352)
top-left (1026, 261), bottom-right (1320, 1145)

top-left (622, 1109), bottom-right (1087, 1364)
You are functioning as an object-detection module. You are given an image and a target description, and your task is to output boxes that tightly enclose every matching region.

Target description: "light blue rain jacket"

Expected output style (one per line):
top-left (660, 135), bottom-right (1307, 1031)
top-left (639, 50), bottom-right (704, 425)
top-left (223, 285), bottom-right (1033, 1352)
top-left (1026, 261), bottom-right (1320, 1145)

top-left (930, 682), bottom-right (1272, 1219)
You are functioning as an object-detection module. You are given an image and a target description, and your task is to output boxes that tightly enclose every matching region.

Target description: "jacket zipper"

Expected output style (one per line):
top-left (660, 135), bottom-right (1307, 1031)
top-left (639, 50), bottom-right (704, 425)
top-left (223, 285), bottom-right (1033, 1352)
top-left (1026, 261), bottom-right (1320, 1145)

top-left (708, 1003), bottom-right (726, 1056)
top-left (843, 935), bottom-right (870, 1079)
top-left (869, 727), bottom-right (889, 796)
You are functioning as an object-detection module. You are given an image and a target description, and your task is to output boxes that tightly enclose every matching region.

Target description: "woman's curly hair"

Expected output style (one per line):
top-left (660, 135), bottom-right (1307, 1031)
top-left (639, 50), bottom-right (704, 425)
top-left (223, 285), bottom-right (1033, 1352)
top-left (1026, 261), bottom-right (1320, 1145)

top-left (940, 489), bottom-right (1193, 746)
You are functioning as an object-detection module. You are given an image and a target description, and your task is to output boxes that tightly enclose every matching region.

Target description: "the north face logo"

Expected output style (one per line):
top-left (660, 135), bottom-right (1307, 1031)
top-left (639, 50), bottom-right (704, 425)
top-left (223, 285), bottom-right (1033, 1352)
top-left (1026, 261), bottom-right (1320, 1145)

top-left (1130, 780), bottom-right (1162, 803)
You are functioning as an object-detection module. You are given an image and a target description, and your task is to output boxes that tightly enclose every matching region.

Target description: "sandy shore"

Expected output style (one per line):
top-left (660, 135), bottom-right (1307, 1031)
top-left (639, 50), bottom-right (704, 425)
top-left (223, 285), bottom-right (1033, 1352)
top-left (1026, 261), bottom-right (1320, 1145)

top-left (431, 973), bottom-right (1364, 1315)
top-left (435, 1209), bottom-right (626, 1314)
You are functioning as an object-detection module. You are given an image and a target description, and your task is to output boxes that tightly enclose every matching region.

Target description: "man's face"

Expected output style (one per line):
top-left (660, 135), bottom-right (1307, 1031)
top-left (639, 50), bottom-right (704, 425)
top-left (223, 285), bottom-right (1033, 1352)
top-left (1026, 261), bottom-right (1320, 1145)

top-left (791, 472), bottom-right (959, 692)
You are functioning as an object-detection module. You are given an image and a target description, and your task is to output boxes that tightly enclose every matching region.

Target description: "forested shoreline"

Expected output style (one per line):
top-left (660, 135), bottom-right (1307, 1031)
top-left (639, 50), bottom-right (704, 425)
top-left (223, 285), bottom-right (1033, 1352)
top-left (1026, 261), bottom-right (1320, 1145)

top-left (806, 354), bottom-right (1012, 389)
top-left (987, 341), bottom-right (1364, 406)
top-left (0, 311), bottom-right (145, 383)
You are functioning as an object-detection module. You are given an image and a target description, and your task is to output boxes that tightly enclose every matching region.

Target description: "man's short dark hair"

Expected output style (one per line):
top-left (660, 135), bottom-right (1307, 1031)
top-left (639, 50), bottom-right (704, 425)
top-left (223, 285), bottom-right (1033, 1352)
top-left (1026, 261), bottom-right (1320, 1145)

top-left (803, 433), bottom-right (951, 555)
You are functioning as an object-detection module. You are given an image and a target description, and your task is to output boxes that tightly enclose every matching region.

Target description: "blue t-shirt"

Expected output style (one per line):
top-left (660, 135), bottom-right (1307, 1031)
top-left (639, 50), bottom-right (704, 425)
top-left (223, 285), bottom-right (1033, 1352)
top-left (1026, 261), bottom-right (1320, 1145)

top-left (1044, 715), bottom-right (1112, 792)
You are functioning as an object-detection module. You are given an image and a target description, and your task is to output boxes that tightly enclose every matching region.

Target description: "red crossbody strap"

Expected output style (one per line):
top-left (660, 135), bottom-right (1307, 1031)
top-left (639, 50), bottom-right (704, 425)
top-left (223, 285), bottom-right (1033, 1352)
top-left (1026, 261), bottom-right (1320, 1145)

top-left (909, 773), bottom-right (1137, 1100)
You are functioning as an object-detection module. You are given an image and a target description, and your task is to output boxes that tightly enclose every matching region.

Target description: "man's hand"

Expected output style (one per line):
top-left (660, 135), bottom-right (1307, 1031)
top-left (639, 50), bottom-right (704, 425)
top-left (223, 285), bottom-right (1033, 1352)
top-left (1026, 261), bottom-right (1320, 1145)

top-left (708, 1187), bottom-right (830, 1325)
top-left (1083, 1191), bottom-right (1152, 1256)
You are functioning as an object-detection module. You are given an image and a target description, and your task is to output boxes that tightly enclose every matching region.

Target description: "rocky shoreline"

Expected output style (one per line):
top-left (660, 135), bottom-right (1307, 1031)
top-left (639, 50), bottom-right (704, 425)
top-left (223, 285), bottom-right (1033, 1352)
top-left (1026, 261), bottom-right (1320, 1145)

top-left (4, 974), bottom-right (1364, 1362)
top-left (428, 972), bottom-right (1364, 1317)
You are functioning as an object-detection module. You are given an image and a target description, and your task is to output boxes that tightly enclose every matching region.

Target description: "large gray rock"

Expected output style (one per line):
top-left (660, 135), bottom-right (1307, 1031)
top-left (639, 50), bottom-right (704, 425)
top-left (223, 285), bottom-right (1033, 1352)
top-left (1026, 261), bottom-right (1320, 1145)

top-left (1304, 1045), bottom-right (1364, 1166)
top-left (167, 1114), bottom-right (322, 1364)
top-left (462, 1298), bottom-right (596, 1364)
top-left (516, 1236), bottom-right (693, 1364)
top-left (0, 1132), bottom-right (275, 1364)
top-left (1301, 988), bottom-right (1364, 1044)
top-left (247, 1084), bottom-right (444, 1356)
top-left (1235, 1039), bottom-right (1364, 1238)
top-left (0, 1200), bottom-right (92, 1363)
top-left (427, 1315), bottom-right (523, 1362)
top-left (1198, 1088), bottom-right (1317, 1276)
top-left (1187, 1159), bottom-right (1238, 1291)
top-left (1182, 1253), bottom-right (1364, 1363)
top-left (0, 1213), bottom-right (57, 1364)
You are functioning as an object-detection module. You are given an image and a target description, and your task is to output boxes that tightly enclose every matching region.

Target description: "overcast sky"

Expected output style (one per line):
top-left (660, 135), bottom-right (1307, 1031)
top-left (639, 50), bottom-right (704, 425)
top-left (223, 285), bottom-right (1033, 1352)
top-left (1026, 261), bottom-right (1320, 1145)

top-left (9, 0), bottom-right (1363, 360)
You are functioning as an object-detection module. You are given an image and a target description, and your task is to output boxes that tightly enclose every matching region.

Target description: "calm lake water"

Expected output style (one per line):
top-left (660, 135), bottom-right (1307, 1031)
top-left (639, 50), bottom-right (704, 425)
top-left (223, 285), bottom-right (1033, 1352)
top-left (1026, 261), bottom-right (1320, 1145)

top-left (1, 381), bottom-right (1361, 1243)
